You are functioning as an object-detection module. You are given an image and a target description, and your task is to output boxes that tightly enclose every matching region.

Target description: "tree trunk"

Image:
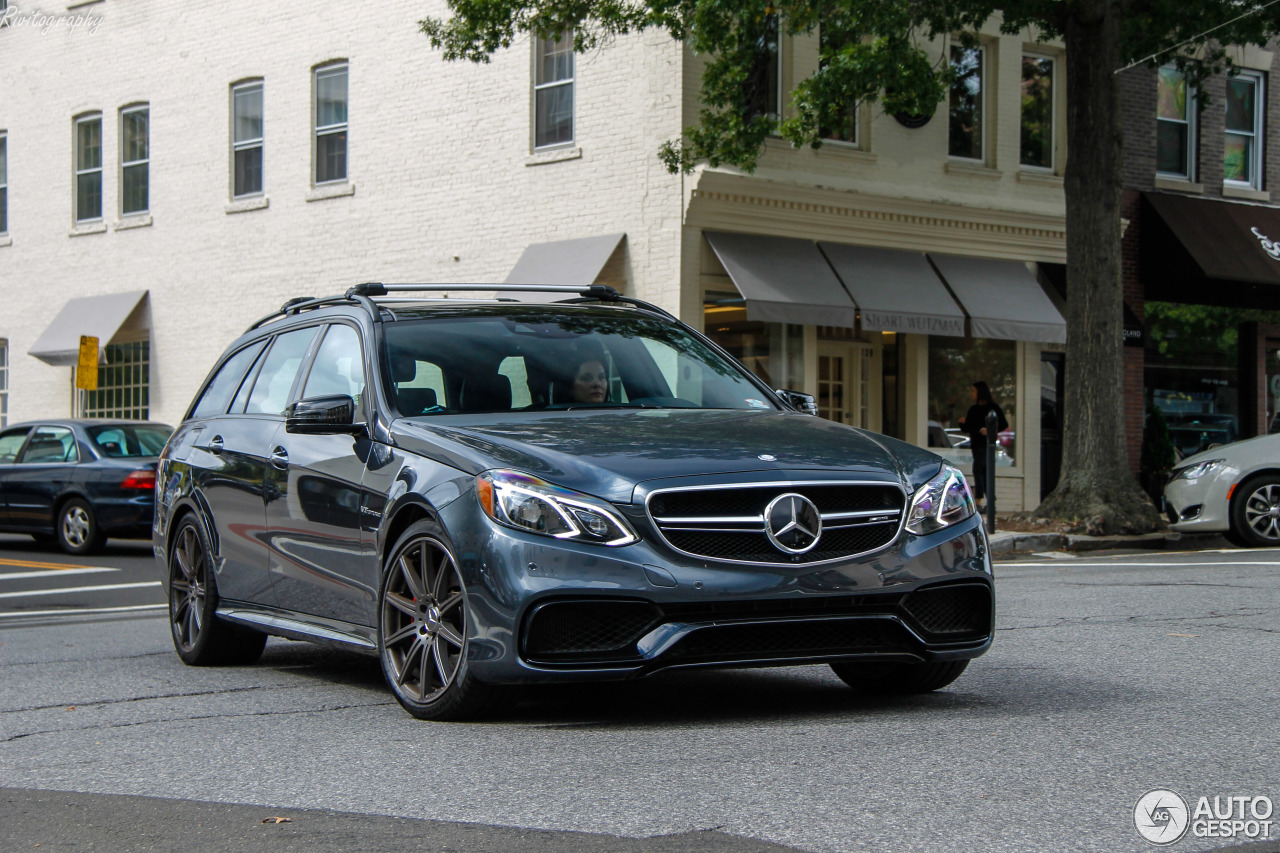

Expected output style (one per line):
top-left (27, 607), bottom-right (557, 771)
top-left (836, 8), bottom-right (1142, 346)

top-left (1033, 0), bottom-right (1162, 534)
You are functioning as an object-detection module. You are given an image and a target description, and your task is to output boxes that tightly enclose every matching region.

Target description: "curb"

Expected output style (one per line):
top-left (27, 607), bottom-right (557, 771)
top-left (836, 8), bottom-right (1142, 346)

top-left (988, 530), bottom-right (1232, 556)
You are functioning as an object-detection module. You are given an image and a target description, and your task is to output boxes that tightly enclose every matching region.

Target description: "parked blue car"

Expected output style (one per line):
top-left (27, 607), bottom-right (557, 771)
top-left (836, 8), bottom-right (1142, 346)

top-left (0, 419), bottom-right (173, 554)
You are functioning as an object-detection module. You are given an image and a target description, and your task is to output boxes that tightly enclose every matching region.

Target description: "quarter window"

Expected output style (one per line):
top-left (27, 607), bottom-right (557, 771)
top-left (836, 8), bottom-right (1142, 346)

top-left (74, 114), bottom-right (103, 222)
top-left (232, 82), bottom-right (264, 197)
top-left (192, 340), bottom-right (267, 418)
top-left (534, 33), bottom-right (574, 148)
top-left (1020, 55), bottom-right (1054, 169)
top-left (314, 64), bottom-right (348, 184)
top-left (1225, 70), bottom-right (1264, 189)
top-left (120, 105), bottom-right (149, 216)
top-left (245, 327), bottom-right (319, 415)
top-left (949, 44), bottom-right (984, 161)
top-left (1157, 65), bottom-right (1196, 179)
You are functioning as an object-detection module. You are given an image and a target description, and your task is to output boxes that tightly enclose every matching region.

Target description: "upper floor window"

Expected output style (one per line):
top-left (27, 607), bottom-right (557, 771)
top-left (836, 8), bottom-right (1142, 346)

top-left (1225, 70), bottom-right (1264, 189)
top-left (745, 14), bottom-right (781, 123)
top-left (75, 341), bottom-right (150, 420)
top-left (232, 81), bottom-right (264, 197)
top-left (74, 114), bottom-right (102, 222)
top-left (1020, 55), bottom-right (1054, 169)
top-left (314, 64), bottom-right (348, 184)
top-left (949, 44), bottom-right (984, 161)
top-left (818, 22), bottom-right (857, 145)
top-left (1157, 65), bottom-right (1196, 180)
top-left (120, 105), bottom-right (149, 215)
top-left (0, 132), bottom-right (7, 235)
top-left (534, 33), bottom-right (574, 148)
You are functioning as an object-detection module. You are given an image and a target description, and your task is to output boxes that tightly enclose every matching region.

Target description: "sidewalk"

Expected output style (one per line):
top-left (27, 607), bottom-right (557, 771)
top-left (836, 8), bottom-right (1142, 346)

top-left (986, 520), bottom-right (1231, 557)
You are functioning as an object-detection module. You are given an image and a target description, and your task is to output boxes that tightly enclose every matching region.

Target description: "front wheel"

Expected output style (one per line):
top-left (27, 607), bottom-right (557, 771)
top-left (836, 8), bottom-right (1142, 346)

top-left (830, 659), bottom-right (969, 694)
top-left (1230, 475), bottom-right (1280, 548)
top-left (57, 498), bottom-right (104, 555)
top-left (378, 519), bottom-right (500, 721)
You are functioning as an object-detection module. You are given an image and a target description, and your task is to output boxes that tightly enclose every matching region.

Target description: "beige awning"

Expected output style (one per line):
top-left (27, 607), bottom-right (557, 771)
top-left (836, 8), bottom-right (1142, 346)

top-left (928, 255), bottom-right (1066, 343)
top-left (818, 243), bottom-right (966, 336)
top-left (28, 290), bottom-right (149, 366)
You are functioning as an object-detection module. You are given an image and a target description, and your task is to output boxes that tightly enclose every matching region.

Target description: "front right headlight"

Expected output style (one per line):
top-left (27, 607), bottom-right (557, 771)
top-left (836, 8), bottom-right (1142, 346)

top-left (905, 464), bottom-right (976, 535)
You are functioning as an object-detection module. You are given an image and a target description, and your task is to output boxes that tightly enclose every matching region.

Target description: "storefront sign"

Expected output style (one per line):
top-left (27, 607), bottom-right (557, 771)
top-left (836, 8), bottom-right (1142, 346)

top-left (860, 311), bottom-right (965, 336)
top-left (1251, 227), bottom-right (1280, 260)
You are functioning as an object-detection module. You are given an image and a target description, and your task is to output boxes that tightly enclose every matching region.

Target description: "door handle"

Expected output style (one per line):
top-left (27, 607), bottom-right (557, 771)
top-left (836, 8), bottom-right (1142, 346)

top-left (208, 435), bottom-right (224, 455)
top-left (270, 446), bottom-right (289, 470)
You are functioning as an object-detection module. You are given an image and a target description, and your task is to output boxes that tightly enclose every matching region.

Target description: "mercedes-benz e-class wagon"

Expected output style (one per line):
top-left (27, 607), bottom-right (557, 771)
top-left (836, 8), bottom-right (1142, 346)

top-left (155, 284), bottom-right (994, 720)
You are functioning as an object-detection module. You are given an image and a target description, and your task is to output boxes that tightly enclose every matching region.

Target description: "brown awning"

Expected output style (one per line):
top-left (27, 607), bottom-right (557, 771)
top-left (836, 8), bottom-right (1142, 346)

top-left (1142, 192), bottom-right (1280, 308)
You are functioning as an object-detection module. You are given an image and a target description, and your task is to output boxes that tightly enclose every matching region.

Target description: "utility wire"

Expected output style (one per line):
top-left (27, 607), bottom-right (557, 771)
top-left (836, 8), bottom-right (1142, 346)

top-left (1114, 0), bottom-right (1280, 73)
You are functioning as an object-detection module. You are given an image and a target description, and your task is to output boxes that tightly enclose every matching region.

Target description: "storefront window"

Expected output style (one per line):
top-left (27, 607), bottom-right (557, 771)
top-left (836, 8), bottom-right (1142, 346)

top-left (927, 337), bottom-right (1017, 466)
top-left (704, 292), bottom-right (803, 390)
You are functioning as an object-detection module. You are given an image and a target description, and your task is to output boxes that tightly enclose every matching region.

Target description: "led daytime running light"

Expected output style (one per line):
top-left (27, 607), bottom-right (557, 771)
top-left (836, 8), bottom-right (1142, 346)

top-left (476, 470), bottom-right (638, 546)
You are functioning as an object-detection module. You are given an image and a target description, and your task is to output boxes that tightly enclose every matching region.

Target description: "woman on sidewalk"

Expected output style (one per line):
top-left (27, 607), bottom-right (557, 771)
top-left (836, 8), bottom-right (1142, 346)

top-left (959, 380), bottom-right (1008, 511)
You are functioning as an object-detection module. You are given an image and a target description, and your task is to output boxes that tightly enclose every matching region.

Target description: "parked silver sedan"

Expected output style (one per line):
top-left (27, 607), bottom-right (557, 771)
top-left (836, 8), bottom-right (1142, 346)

top-left (1164, 433), bottom-right (1280, 547)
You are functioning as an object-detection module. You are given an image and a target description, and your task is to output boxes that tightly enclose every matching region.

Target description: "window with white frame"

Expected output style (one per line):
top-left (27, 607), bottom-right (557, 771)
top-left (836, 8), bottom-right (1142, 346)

top-left (1157, 65), bottom-right (1196, 179)
top-left (745, 14), bottom-right (781, 123)
top-left (232, 81), bottom-right (264, 197)
top-left (74, 114), bottom-right (102, 222)
top-left (120, 105), bottom-right (149, 215)
top-left (534, 32), bottom-right (574, 148)
top-left (0, 132), bottom-right (7, 235)
top-left (74, 340), bottom-right (150, 420)
top-left (314, 64), bottom-right (348, 184)
top-left (1225, 70), bottom-right (1264, 189)
top-left (818, 21), bottom-right (857, 145)
top-left (0, 338), bottom-right (8, 428)
top-left (949, 43), bottom-right (984, 160)
top-left (1020, 54), bottom-right (1054, 169)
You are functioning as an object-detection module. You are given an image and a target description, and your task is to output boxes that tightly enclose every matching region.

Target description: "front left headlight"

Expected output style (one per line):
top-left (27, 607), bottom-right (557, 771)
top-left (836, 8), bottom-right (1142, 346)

top-left (1168, 458), bottom-right (1225, 482)
top-left (476, 469), bottom-right (639, 546)
top-left (906, 464), bottom-right (976, 536)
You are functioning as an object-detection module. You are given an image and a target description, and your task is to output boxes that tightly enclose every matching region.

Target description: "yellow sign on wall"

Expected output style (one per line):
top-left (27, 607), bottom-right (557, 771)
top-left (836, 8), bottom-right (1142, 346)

top-left (76, 335), bottom-right (99, 391)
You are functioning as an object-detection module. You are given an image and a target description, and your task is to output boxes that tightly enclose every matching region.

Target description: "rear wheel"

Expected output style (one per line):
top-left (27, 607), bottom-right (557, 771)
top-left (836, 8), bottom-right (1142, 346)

top-left (378, 519), bottom-right (500, 721)
top-left (1230, 475), bottom-right (1280, 548)
top-left (830, 659), bottom-right (969, 694)
top-left (168, 516), bottom-right (266, 666)
top-left (57, 498), bottom-right (104, 555)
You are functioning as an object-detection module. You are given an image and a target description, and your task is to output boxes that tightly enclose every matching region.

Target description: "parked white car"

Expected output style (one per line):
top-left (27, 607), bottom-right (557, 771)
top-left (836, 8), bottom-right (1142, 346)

top-left (1163, 433), bottom-right (1280, 547)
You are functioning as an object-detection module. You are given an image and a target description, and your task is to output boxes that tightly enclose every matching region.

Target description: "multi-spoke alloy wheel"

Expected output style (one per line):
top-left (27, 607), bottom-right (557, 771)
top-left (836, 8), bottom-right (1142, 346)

top-left (166, 516), bottom-right (266, 666)
top-left (378, 519), bottom-right (499, 721)
top-left (1232, 475), bottom-right (1280, 547)
top-left (57, 498), bottom-right (102, 555)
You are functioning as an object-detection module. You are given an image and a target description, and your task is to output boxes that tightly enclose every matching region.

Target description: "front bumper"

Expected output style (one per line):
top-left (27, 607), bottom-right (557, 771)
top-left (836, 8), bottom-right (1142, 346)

top-left (441, 496), bottom-right (994, 685)
top-left (1164, 472), bottom-right (1232, 533)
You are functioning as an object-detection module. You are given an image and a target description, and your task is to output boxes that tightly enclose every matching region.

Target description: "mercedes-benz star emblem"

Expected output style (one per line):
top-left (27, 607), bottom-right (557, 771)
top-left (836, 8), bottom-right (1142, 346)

top-left (763, 493), bottom-right (822, 554)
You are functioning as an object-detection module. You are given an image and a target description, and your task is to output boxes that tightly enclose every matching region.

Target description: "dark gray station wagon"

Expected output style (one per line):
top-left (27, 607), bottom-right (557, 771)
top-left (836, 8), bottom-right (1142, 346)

top-left (155, 284), bottom-right (993, 720)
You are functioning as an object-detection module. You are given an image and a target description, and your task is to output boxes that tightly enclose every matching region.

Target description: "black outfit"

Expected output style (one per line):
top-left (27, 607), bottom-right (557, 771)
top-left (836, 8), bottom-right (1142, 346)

top-left (962, 402), bottom-right (1008, 501)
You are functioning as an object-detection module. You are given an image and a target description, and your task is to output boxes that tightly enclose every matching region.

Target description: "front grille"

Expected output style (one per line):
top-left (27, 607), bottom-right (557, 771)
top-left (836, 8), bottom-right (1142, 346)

top-left (666, 618), bottom-right (911, 661)
top-left (648, 483), bottom-right (904, 564)
top-left (524, 600), bottom-right (660, 660)
top-left (900, 584), bottom-right (992, 640)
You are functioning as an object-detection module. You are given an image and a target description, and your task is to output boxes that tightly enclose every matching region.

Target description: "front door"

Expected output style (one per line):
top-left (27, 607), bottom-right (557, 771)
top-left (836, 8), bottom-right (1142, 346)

top-left (817, 342), bottom-right (881, 430)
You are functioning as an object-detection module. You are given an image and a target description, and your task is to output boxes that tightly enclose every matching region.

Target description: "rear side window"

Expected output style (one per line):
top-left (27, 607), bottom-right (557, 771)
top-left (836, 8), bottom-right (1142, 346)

top-left (20, 426), bottom-right (79, 463)
top-left (191, 340), bottom-right (267, 418)
top-left (245, 327), bottom-right (319, 415)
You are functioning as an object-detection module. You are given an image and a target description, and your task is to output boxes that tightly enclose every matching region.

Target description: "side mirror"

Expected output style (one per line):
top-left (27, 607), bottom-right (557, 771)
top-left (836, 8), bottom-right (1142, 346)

top-left (775, 389), bottom-right (818, 416)
top-left (286, 395), bottom-right (365, 435)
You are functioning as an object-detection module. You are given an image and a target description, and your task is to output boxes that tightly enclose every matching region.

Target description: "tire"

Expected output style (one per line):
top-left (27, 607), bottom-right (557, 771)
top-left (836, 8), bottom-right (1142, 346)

top-left (378, 519), bottom-right (500, 721)
top-left (830, 659), bottom-right (969, 694)
top-left (168, 516), bottom-right (266, 666)
top-left (1231, 475), bottom-right (1280, 548)
top-left (57, 498), bottom-right (104, 556)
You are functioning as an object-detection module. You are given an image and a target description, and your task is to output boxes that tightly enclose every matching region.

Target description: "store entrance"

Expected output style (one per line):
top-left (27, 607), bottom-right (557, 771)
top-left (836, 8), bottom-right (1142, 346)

top-left (1040, 352), bottom-right (1064, 500)
top-left (817, 341), bottom-right (880, 430)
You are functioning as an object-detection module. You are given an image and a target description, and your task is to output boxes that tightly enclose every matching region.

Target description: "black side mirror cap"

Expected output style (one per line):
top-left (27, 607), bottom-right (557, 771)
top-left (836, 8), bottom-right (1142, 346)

top-left (286, 395), bottom-right (366, 435)
top-left (775, 389), bottom-right (818, 416)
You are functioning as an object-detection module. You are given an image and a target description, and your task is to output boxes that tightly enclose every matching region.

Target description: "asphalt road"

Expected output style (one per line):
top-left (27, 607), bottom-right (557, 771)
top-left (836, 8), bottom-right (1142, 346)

top-left (2, 535), bottom-right (1279, 853)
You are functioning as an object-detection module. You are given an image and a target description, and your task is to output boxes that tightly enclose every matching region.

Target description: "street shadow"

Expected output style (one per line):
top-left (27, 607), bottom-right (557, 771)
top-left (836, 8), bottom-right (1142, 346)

top-left (0, 533), bottom-right (153, 558)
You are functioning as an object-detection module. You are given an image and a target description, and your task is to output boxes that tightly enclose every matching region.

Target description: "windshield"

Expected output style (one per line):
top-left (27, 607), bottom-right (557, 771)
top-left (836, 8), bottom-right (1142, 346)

top-left (383, 309), bottom-right (778, 416)
top-left (87, 424), bottom-right (173, 458)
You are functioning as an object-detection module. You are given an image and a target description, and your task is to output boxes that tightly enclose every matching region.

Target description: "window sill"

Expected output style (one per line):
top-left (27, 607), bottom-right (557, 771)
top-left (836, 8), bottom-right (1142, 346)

top-left (526, 146), bottom-right (582, 166)
top-left (945, 160), bottom-right (1002, 180)
top-left (68, 221), bottom-right (107, 237)
top-left (114, 214), bottom-right (153, 231)
top-left (226, 196), bottom-right (270, 214)
top-left (813, 142), bottom-right (877, 165)
top-left (306, 182), bottom-right (355, 202)
top-left (1153, 176), bottom-right (1204, 194)
top-left (1015, 169), bottom-right (1062, 188)
top-left (0, 236), bottom-right (11, 248)
top-left (1223, 184), bottom-right (1270, 202)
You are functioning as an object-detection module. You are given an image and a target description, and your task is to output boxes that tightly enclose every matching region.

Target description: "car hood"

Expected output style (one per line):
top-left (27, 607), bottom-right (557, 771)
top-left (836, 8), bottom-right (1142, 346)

top-left (1177, 432), bottom-right (1280, 470)
top-left (391, 409), bottom-right (942, 503)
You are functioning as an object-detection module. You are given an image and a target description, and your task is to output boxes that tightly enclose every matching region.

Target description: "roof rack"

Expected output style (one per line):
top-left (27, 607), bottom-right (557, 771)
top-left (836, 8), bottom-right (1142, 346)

top-left (246, 282), bottom-right (674, 332)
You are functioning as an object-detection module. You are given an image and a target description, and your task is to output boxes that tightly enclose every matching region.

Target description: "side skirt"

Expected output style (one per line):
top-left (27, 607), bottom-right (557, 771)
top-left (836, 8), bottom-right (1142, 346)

top-left (217, 603), bottom-right (378, 655)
